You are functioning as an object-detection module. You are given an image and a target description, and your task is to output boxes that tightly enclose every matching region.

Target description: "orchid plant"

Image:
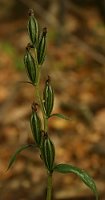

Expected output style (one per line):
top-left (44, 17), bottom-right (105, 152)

top-left (8, 9), bottom-right (98, 200)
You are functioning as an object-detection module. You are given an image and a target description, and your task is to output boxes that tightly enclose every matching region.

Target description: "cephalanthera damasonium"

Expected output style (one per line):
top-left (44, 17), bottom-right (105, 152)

top-left (8, 9), bottom-right (99, 200)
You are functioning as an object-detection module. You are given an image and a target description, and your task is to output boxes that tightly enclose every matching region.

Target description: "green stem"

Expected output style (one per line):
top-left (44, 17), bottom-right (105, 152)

top-left (34, 49), bottom-right (51, 200)
top-left (34, 48), bottom-right (48, 132)
top-left (46, 172), bottom-right (52, 200)
top-left (44, 116), bottom-right (48, 132)
top-left (37, 87), bottom-right (48, 132)
top-left (35, 84), bottom-right (44, 128)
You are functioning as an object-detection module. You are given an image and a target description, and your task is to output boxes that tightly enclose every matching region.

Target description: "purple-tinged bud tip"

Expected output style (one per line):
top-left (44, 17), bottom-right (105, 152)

top-left (31, 102), bottom-right (38, 112)
top-left (26, 43), bottom-right (34, 51)
top-left (43, 27), bottom-right (47, 37)
top-left (46, 75), bottom-right (51, 84)
top-left (28, 9), bottom-right (34, 16)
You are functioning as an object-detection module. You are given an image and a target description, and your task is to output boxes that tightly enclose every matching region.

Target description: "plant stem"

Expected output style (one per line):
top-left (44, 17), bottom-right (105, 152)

top-left (34, 47), bottom-right (48, 132)
top-left (35, 83), bottom-right (48, 132)
top-left (34, 50), bottom-right (51, 200)
top-left (46, 172), bottom-right (52, 200)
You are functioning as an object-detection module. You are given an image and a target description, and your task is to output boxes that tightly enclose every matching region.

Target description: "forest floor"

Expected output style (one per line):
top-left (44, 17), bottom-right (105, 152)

top-left (0, 6), bottom-right (105, 200)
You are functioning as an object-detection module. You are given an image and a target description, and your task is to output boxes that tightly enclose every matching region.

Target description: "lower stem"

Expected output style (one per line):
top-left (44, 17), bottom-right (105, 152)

top-left (46, 172), bottom-right (52, 200)
top-left (35, 67), bottom-right (51, 200)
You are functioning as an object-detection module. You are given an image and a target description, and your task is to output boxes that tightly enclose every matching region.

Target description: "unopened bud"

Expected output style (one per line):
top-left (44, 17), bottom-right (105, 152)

top-left (42, 135), bottom-right (55, 172)
top-left (43, 76), bottom-right (54, 117)
top-left (28, 10), bottom-right (39, 46)
top-left (30, 106), bottom-right (42, 146)
top-left (24, 50), bottom-right (37, 85)
top-left (37, 27), bottom-right (47, 65)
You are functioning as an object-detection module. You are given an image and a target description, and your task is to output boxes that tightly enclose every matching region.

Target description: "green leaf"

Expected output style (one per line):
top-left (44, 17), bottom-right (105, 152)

top-left (54, 164), bottom-right (98, 200)
top-left (49, 113), bottom-right (70, 120)
top-left (7, 144), bottom-right (36, 170)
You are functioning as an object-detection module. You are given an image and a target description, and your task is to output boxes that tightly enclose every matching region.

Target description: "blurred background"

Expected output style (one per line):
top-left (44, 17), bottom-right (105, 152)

top-left (0, 0), bottom-right (105, 199)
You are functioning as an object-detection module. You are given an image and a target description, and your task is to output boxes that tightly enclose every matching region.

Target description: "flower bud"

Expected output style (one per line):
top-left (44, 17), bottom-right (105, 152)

top-left (42, 133), bottom-right (55, 172)
top-left (43, 76), bottom-right (54, 117)
top-left (37, 27), bottom-right (47, 65)
top-left (30, 103), bottom-right (42, 146)
top-left (24, 50), bottom-right (37, 85)
top-left (28, 9), bottom-right (39, 46)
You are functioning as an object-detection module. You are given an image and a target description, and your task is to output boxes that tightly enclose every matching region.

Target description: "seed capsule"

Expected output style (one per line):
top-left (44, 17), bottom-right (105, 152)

top-left (37, 27), bottom-right (47, 65)
top-left (43, 76), bottom-right (54, 117)
top-left (24, 50), bottom-right (37, 84)
top-left (42, 134), bottom-right (55, 172)
top-left (28, 9), bottom-right (39, 46)
top-left (30, 103), bottom-right (41, 146)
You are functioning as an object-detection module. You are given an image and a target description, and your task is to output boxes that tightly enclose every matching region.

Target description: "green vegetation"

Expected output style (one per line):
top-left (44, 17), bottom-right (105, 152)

top-left (8, 9), bottom-right (98, 200)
